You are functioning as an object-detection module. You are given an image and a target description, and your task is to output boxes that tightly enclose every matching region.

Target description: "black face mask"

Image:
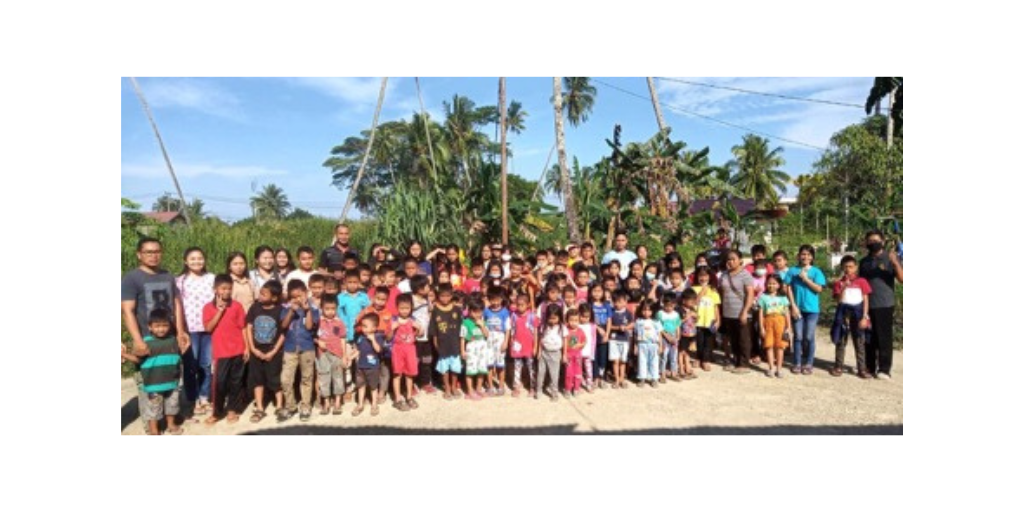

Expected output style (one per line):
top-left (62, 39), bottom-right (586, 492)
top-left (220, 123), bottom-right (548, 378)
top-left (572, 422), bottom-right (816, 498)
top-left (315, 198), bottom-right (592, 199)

top-left (867, 242), bottom-right (883, 254)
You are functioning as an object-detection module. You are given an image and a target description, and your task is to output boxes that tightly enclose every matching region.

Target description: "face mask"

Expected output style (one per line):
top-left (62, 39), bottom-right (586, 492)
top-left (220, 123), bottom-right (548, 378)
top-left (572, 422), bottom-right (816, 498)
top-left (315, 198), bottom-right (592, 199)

top-left (502, 254), bottom-right (511, 262)
top-left (755, 269), bottom-right (767, 277)
top-left (646, 273), bottom-right (657, 281)
top-left (868, 242), bottom-right (883, 253)
top-left (490, 273), bottom-right (501, 279)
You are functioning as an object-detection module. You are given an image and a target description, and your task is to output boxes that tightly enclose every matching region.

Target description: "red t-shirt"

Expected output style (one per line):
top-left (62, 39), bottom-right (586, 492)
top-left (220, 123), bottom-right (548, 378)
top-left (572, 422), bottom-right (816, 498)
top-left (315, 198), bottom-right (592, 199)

top-left (391, 316), bottom-right (418, 346)
top-left (511, 311), bottom-right (538, 358)
top-left (462, 278), bottom-right (482, 295)
top-left (833, 277), bottom-right (873, 305)
top-left (369, 286), bottom-right (401, 317)
top-left (203, 301), bottom-right (246, 359)
top-left (745, 263), bottom-right (776, 275)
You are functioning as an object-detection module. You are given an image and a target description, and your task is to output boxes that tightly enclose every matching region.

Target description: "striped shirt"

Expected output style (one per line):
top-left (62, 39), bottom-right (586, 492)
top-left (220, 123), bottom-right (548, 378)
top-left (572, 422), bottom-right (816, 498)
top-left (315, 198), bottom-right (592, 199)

top-left (140, 335), bottom-right (182, 393)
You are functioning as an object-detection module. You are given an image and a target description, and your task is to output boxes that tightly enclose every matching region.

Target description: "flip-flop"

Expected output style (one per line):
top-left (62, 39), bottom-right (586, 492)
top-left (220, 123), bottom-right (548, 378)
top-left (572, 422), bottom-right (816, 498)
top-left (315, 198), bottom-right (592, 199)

top-left (249, 410), bottom-right (266, 423)
top-left (371, 405), bottom-right (380, 416)
top-left (408, 398), bottom-right (419, 409)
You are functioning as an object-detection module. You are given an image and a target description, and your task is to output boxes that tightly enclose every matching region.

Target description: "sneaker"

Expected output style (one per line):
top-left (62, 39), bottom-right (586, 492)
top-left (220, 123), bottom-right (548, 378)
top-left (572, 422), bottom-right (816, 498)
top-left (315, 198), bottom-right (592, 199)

top-left (276, 409), bottom-right (294, 423)
top-left (878, 372), bottom-right (892, 380)
top-left (299, 408), bottom-right (312, 422)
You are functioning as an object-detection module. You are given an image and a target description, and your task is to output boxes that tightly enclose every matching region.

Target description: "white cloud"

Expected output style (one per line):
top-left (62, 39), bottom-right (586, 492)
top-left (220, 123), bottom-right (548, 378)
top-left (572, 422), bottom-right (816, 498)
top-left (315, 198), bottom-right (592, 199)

top-left (122, 162), bottom-right (288, 179)
top-left (130, 78), bottom-right (243, 120)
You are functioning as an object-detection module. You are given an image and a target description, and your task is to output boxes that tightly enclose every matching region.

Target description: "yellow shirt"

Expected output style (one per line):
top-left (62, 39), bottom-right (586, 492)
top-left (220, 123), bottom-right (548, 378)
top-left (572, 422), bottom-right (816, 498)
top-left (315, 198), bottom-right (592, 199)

top-left (690, 286), bottom-right (721, 328)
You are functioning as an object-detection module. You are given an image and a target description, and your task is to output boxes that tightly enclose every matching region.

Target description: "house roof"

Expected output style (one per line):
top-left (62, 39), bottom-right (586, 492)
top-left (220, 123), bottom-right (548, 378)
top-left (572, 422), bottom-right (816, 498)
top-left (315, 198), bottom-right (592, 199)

top-left (142, 211), bottom-right (183, 223)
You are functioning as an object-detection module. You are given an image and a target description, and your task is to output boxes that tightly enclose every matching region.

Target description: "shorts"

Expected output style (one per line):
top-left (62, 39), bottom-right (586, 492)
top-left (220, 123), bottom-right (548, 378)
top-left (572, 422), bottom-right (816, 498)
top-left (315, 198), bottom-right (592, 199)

top-left (355, 367), bottom-right (381, 390)
top-left (416, 340), bottom-right (434, 365)
top-left (391, 343), bottom-right (418, 376)
top-left (316, 351), bottom-right (346, 397)
top-left (141, 388), bottom-right (181, 422)
top-left (487, 332), bottom-right (507, 369)
top-left (762, 315), bottom-right (789, 349)
top-left (248, 347), bottom-right (283, 392)
top-left (466, 339), bottom-right (489, 376)
top-left (609, 339), bottom-right (630, 362)
top-left (436, 355), bottom-right (463, 375)
top-left (682, 336), bottom-right (696, 352)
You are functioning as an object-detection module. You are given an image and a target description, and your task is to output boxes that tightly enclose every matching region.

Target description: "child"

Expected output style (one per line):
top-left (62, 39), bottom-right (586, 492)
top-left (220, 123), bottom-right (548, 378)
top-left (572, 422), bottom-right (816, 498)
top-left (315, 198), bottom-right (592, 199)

top-left (643, 262), bottom-right (664, 300)
top-left (772, 250), bottom-right (800, 319)
top-left (562, 286), bottom-right (578, 311)
top-left (462, 257), bottom-right (485, 294)
top-left (749, 259), bottom-right (768, 365)
top-left (398, 257), bottom-right (421, 294)
top-left (713, 228), bottom-right (731, 249)
top-left (625, 276), bottom-right (644, 314)
top-left (356, 287), bottom-right (394, 403)
top-left (537, 283), bottom-right (564, 321)
top-left (226, 252), bottom-right (256, 311)
top-left (787, 245), bottom-right (827, 375)
top-left (504, 258), bottom-right (533, 312)
top-left (338, 270), bottom-right (370, 395)
top-left (759, 274), bottom-right (793, 379)
top-left (316, 294), bottom-right (348, 415)
top-left (535, 305), bottom-right (565, 401)
top-left (278, 280), bottom-right (320, 423)
top-left (678, 290), bottom-right (698, 379)
top-left (461, 298), bottom-right (492, 400)
top-left (634, 299), bottom-right (663, 387)
top-left (430, 283), bottom-right (464, 400)
top-left (370, 265), bottom-right (400, 315)
top-left (390, 293), bottom-right (423, 411)
top-left (657, 296), bottom-right (681, 383)
top-left (286, 246), bottom-right (317, 289)
top-left (562, 309), bottom-right (586, 398)
top-left (589, 285), bottom-right (613, 389)
top-left (324, 276), bottom-right (340, 297)
top-left (136, 309), bottom-right (186, 435)
top-left (352, 314), bottom-right (385, 417)
top-left (484, 287), bottom-right (511, 395)
top-left (358, 263), bottom-right (373, 290)
top-left (572, 262), bottom-right (591, 304)
top-left (510, 294), bottom-right (539, 398)
top-left (577, 303), bottom-right (597, 392)
top-left (202, 274), bottom-right (248, 425)
top-left (745, 245), bottom-right (776, 275)
top-left (830, 255), bottom-right (873, 379)
top-left (245, 281), bottom-right (285, 423)
top-left (608, 290), bottom-right (634, 389)
top-left (690, 267), bottom-right (721, 372)
top-left (661, 268), bottom-right (687, 305)
top-left (410, 275), bottom-right (435, 394)
top-left (308, 274), bottom-right (326, 310)
top-left (484, 261), bottom-right (505, 293)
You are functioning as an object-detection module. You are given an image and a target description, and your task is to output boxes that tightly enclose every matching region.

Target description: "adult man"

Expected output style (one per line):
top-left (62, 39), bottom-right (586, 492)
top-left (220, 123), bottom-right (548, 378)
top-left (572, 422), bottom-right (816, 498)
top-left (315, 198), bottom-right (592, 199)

top-left (601, 233), bottom-right (639, 280)
top-left (121, 237), bottom-right (191, 429)
top-left (859, 230), bottom-right (904, 380)
top-left (319, 223), bottom-right (359, 272)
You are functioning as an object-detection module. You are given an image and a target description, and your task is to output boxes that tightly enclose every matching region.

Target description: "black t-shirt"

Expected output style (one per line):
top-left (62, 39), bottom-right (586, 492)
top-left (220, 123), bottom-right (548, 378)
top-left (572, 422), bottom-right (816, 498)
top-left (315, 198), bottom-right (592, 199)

top-left (428, 304), bottom-right (463, 357)
top-left (121, 268), bottom-right (179, 336)
top-left (859, 254), bottom-right (896, 309)
top-left (319, 244), bottom-right (359, 270)
top-left (246, 304), bottom-right (284, 346)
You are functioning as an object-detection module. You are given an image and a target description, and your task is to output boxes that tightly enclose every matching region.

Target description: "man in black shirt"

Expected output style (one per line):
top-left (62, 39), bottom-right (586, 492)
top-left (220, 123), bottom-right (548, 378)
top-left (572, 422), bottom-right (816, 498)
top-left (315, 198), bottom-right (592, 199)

top-left (319, 223), bottom-right (360, 272)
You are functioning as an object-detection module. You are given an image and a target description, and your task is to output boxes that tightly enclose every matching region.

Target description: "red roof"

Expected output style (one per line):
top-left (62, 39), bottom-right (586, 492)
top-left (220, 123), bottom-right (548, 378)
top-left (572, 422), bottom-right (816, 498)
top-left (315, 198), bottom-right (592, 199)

top-left (142, 211), bottom-right (183, 223)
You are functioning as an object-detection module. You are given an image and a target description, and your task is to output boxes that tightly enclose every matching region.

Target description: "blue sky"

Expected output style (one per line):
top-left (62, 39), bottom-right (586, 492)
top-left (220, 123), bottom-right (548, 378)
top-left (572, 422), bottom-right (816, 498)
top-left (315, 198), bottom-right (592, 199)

top-left (121, 77), bottom-right (874, 222)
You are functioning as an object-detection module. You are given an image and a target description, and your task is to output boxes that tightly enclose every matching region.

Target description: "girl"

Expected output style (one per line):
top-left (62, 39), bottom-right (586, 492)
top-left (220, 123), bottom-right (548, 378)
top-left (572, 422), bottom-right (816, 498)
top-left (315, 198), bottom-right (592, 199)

top-left (688, 253), bottom-right (717, 287)
top-left (788, 245), bottom-right (826, 375)
top-left (536, 305), bottom-right (565, 402)
top-left (406, 240), bottom-right (438, 278)
top-left (274, 247), bottom-right (296, 281)
top-left (749, 259), bottom-right (769, 365)
top-left (634, 244), bottom-right (650, 270)
top-left (633, 299), bottom-right (663, 387)
top-left (589, 285), bottom-right (613, 389)
top-left (250, 245), bottom-right (279, 291)
top-left (578, 303), bottom-right (597, 392)
top-left (562, 309), bottom-right (586, 398)
top-left (643, 262), bottom-right (664, 300)
top-left (537, 283), bottom-right (564, 321)
top-left (446, 244), bottom-right (465, 289)
top-left (436, 267), bottom-right (452, 286)
top-left (484, 261), bottom-right (505, 293)
top-left (691, 267), bottom-right (721, 371)
top-left (176, 247), bottom-right (216, 414)
top-left (657, 296), bottom-right (681, 382)
top-left (626, 260), bottom-right (644, 292)
top-left (510, 294), bottom-right (538, 398)
top-left (226, 251), bottom-right (256, 311)
top-left (758, 274), bottom-right (792, 378)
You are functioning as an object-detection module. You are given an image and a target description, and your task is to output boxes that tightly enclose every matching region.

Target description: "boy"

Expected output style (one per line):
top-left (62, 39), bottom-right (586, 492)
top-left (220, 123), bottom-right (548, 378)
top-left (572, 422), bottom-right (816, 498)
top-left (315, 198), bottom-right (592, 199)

top-left (678, 289), bottom-right (699, 379)
top-left (356, 287), bottom-right (394, 403)
top-left (661, 268), bottom-right (687, 304)
top-left (308, 274), bottom-right (326, 309)
top-left (338, 270), bottom-right (370, 399)
top-left (278, 280), bottom-right (320, 423)
top-left (410, 275), bottom-right (435, 394)
top-left (370, 266), bottom-right (400, 315)
top-left (316, 294), bottom-right (348, 415)
top-left (430, 283), bottom-right (463, 400)
top-left (510, 294), bottom-right (538, 398)
top-left (745, 245), bottom-right (776, 275)
top-left (357, 263), bottom-right (373, 290)
top-left (566, 243), bottom-right (581, 268)
top-left (324, 276), bottom-right (340, 297)
top-left (483, 287), bottom-right (511, 395)
top-left (137, 309), bottom-right (187, 435)
top-left (534, 250), bottom-right (554, 287)
top-left (657, 296), bottom-right (682, 383)
top-left (562, 286), bottom-right (579, 311)
top-left (830, 255), bottom-right (872, 378)
top-left (202, 274), bottom-right (248, 425)
top-left (461, 298), bottom-right (492, 400)
top-left (503, 257), bottom-right (532, 312)
top-left (608, 290), bottom-right (635, 388)
top-left (772, 250), bottom-right (801, 319)
top-left (390, 293), bottom-right (423, 411)
top-left (245, 281), bottom-right (285, 423)
top-left (398, 257), bottom-right (421, 294)
top-left (352, 314), bottom-right (385, 416)
top-left (463, 257), bottom-right (485, 294)
top-left (286, 246), bottom-right (317, 289)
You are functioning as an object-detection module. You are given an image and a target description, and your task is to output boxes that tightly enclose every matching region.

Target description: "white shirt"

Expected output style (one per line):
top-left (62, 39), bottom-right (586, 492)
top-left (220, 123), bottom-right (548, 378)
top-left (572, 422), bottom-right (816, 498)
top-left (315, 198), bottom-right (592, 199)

top-left (602, 249), bottom-right (639, 279)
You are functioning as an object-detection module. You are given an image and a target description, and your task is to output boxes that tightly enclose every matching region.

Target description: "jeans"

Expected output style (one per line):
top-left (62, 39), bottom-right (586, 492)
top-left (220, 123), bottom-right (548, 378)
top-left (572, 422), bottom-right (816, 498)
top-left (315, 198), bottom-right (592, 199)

top-left (184, 332), bottom-right (212, 402)
top-left (792, 312), bottom-right (819, 368)
top-left (660, 342), bottom-right (679, 375)
top-left (637, 343), bottom-right (659, 381)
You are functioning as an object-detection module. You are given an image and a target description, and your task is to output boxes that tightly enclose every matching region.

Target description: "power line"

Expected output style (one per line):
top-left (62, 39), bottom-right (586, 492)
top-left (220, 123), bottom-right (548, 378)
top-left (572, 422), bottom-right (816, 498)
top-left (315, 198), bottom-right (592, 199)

top-left (592, 78), bottom-right (828, 151)
top-left (655, 77), bottom-right (865, 109)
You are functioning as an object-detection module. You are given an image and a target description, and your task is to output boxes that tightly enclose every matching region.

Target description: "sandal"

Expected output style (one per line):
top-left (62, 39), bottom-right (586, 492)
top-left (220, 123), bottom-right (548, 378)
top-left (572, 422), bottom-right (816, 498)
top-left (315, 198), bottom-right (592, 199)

top-left (332, 406), bottom-right (343, 416)
top-left (166, 427), bottom-right (185, 435)
top-left (408, 398), bottom-right (419, 409)
top-left (829, 367), bottom-right (843, 377)
top-left (250, 410), bottom-right (267, 423)
top-left (395, 400), bottom-right (410, 412)
top-left (443, 393), bottom-right (453, 401)
top-left (352, 406), bottom-right (364, 417)
top-left (193, 402), bottom-right (211, 416)
top-left (371, 405), bottom-right (380, 416)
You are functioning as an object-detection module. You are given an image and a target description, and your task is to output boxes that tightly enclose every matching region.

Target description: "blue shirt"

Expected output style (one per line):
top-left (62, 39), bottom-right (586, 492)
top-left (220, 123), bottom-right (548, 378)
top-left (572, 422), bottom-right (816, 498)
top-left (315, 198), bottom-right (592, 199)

top-left (483, 307), bottom-right (511, 334)
top-left (609, 308), bottom-right (633, 341)
top-left (591, 301), bottom-right (613, 340)
top-left (281, 306), bottom-right (320, 353)
top-left (356, 333), bottom-right (385, 369)
top-left (786, 266), bottom-right (826, 313)
top-left (337, 291), bottom-right (370, 341)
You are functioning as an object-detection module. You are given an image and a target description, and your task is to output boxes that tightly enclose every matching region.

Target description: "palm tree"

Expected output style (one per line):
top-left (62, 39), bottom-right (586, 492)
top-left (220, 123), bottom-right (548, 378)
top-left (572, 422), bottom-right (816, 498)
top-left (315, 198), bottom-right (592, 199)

top-left (727, 134), bottom-right (789, 208)
top-left (553, 77), bottom-right (596, 243)
top-left (443, 94), bottom-right (489, 187)
top-left (250, 184), bottom-right (291, 221)
top-left (563, 77), bottom-right (597, 127)
top-left (865, 77), bottom-right (902, 143)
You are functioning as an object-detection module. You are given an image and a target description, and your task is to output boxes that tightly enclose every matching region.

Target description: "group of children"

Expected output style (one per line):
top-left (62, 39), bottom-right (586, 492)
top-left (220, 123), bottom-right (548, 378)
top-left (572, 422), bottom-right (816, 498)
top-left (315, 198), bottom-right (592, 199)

top-left (124, 239), bottom-right (878, 434)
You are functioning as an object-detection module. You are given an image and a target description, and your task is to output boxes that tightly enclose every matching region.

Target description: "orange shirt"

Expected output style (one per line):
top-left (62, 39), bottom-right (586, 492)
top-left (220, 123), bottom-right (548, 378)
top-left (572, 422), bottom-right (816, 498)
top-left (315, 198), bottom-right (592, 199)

top-left (355, 305), bottom-right (393, 337)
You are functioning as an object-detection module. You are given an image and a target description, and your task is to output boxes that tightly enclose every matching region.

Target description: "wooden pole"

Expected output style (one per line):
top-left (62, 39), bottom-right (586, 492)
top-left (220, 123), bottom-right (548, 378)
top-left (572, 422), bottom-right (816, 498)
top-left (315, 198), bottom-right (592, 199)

top-left (129, 77), bottom-right (191, 227)
top-left (340, 78), bottom-right (388, 223)
top-left (500, 77), bottom-right (509, 245)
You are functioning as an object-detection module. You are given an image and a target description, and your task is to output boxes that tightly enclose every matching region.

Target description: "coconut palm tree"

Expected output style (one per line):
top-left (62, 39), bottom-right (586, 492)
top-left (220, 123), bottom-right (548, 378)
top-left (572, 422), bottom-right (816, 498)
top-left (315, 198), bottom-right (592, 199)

top-left (553, 77), bottom-right (596, 243)
top-left (250, 184), bottom-right (291, 221)
top-left (728, 134), bottom-right (789, 208)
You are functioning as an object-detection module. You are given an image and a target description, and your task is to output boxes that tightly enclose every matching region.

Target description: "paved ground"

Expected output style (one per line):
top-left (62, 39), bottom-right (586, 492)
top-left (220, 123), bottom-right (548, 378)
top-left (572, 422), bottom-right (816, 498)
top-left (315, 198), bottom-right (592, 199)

top-left (121, 330), bottom-right (902, 435)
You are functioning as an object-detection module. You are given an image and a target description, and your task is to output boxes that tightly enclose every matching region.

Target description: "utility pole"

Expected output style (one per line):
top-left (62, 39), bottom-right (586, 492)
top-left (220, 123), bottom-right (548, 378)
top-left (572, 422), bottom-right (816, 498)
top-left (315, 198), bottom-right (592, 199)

top-left (129, 77), bottom-right (191, 227)
top-left (886, 90), bottom-right (895, 149)
top-left (646, 77), bottom-right (668, 134)
top-left (340, 77), bottom-right (388, 223)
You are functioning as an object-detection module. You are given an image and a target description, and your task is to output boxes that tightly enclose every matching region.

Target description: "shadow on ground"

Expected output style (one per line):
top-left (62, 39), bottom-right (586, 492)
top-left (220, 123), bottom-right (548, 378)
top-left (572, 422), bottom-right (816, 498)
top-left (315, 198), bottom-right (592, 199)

top-left (242, 424), bottom-right (902, 436)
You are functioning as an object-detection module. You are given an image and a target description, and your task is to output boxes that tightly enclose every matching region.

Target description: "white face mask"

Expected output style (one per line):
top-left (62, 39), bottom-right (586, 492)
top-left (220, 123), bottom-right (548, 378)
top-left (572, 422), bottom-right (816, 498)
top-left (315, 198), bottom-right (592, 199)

top-left (646, 273), bottom-right (657, 281)
top-left (501, 254), bottom-right (511, 262)
top-left (755, 269), bottom-right (767, 277)
top-left (490, 273), bottom-right (502, 279)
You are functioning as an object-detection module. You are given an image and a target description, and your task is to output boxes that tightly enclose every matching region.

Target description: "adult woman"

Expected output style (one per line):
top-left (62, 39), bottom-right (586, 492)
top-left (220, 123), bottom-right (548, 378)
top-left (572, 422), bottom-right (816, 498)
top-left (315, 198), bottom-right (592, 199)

top-left (718, 249), bottom-right (755, 373)
top-left (274, 247), bottom-right (295, 280)
top-left (859, 230), bottom-right (903, 380)
top-left (176, 246), bottom-right (216, 414)
top-left (249, 245), bottom-right (280, 292)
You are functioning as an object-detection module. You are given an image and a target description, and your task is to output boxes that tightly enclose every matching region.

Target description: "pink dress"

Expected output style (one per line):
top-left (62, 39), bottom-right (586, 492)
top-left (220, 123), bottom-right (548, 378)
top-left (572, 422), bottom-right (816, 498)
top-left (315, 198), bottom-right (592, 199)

top-left (563, 327), bottom-right (585, 392)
